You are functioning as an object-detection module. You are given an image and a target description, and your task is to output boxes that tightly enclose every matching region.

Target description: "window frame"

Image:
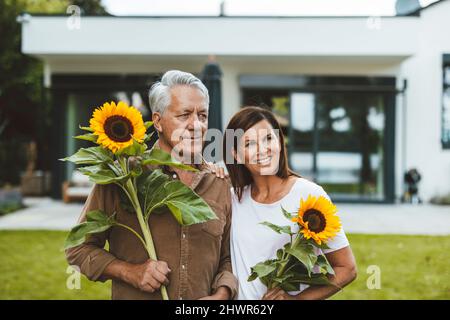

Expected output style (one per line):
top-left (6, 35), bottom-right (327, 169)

top-left (442, 54), bottom-right (450, 149)
top-left (239, 75), bottom-right (398, 203)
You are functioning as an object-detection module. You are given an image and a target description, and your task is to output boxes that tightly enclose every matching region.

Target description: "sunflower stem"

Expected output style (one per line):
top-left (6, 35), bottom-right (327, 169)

top-left (114, 222), bottom-right (147, 249)
top-left (269, 233), bottom-right (303, 289)
top-left (126, 177), bottom-right (169, 300)
top-left (118, 155), bottom-right (169, 300)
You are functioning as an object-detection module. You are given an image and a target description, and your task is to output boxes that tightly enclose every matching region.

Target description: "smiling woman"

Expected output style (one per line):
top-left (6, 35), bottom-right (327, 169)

top-left (223, 106), bottom-right (357, 300)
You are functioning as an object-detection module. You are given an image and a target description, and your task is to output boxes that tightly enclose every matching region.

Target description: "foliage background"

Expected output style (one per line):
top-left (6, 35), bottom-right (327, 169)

top-left (0, 0), bottom-right (107, 187)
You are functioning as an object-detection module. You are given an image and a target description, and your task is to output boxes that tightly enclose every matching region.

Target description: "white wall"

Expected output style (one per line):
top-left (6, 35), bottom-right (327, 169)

top-left (22, 16), bottom-right (419, 56)
top-left (399, 0), bottom-right (450, 201)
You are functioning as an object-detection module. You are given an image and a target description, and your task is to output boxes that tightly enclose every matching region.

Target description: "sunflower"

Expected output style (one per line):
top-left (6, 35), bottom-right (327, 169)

top-left (89, 101), bottom-right (146, 153)
top-left (292, 195), bottom-right (341, 245)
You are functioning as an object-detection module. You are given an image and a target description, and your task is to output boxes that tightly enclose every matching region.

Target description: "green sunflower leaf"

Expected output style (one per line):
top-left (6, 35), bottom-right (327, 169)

top-left (306, 238), bottom-right (331, 250)
top-left (276, 248), bottom-right (284, 260)
top-left (115, 138), bottom-right (147, 157)
top-left (317, 254), bottom-right (335, 275)
top-left (74, 133), bottom-right (98, 143)
top-left (285, 241), bottom-right (317, 276)
top-left (248, 260), bottom-right (277, 282)
top-left (144, 121), bottom-right (153, 129)
top-left (271, 274), bottom-right (294, 285)
top-left (59, 146), bottom-right (113, 165)
top-left (280, 281), bottom-right (300, 292)
top-left (130, 164), bottom-right (143, 178)
top-left (248, 272), bottom-right (259, 282)
top-left (281, 206), bottom-right (295, 221)
top-left (79, 125), bottom-right (94, 132)
top-left (287, 272), bottom-right (332, 286)
top-left (78, 164), bottom-right (130, 184)
top-left (141, 148), bottom-right (197, 172)
top-left (64, 210), bottom-right (115, 250)
top-left (144, 132), bottom-right (154, 143)
top-left (137, 169), bottom-right (216, 225)
top-left (260, 221), bottom-right (293, 235)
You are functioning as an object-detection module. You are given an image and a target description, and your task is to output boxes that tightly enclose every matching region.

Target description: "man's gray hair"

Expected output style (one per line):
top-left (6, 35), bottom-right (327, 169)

top-left (148, 70), bottom-right (209, 114)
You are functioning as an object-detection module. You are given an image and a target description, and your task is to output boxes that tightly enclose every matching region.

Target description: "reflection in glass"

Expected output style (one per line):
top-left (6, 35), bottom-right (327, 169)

top-left (445, 67), bottom-right (450, 86)
top-left (291, 94), bottom-right (315, 132)
top-left (443, 88), bottom-right (450, 145)
top-left (290, 92), bottom-right (386, 201)
top-left (241, 87), bottom-right (390, 201)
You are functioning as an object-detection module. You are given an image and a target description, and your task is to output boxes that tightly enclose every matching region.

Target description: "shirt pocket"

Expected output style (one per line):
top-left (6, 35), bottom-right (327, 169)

top-left (201, 200), bottom-right (226, 238)
top-left (202, 218), bottom-right (225, 238)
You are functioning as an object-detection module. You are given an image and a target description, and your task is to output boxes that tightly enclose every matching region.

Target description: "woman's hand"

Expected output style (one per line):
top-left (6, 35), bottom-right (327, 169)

top-left (206, 161), bottom-right (228, 179)
top-left (262, 287), bottom-right (297, 300)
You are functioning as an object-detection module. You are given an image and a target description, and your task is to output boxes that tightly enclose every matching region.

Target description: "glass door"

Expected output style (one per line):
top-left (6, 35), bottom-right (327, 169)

top-left (289, 91), bottom-right (394, 202)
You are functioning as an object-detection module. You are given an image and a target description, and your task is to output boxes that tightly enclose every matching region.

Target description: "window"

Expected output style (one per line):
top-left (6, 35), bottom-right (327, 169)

top-left (240, 75), bottom-right (396, 203)
top-left (289, 91), bottom-right (388, 201)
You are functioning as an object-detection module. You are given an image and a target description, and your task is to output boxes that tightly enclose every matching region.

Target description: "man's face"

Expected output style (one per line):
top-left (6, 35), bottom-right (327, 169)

top-left (153, 85), bottom-right (208, 162)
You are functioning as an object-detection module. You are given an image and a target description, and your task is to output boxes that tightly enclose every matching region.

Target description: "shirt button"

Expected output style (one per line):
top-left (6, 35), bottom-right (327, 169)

top-left (182, 233), bottom-right (186, 239)
top-left (182, 264), bottom-right (186, 270)
top-left (179, 296), bottom-right (183, 300)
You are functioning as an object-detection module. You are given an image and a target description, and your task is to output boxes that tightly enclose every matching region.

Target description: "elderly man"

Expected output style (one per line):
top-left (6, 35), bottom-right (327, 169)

top-left (66, 70), bottom-right (237, 300)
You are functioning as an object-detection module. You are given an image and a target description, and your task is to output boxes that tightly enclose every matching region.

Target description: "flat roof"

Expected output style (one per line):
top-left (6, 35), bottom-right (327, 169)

top-left (19, 0), bottom-right (447, 18)
top-left (20, 15), bottom-right (420, 57)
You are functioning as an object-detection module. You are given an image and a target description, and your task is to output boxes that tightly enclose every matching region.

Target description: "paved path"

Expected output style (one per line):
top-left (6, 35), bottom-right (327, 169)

top-left (0, 198), bottom-right (449, 235)
top-left (338, 203), bottom-right (450, 235)
top-left (0, 198), bottom-right (82, 231)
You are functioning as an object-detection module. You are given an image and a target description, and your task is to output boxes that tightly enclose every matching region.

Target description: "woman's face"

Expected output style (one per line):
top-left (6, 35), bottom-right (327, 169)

top-left (235, 119), bottom-right (281, 177)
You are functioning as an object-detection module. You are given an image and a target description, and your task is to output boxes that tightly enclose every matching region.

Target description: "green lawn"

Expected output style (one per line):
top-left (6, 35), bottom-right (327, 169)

top-left (0, 231), bottom-right (449, 300)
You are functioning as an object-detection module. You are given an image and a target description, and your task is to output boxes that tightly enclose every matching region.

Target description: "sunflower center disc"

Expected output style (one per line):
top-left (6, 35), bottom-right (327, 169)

top-left (104, 115), bottom-right (134, 142)
top-left (303, 209), bottom-right (326, 233)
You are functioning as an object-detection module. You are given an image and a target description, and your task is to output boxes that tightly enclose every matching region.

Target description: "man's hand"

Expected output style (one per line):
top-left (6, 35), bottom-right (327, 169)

top-left (120, 259), bottom-right (171, 293)
top-left (198, 286), bottom-right (231, 300)
top-left (262, 287), bottom-right (297, 300)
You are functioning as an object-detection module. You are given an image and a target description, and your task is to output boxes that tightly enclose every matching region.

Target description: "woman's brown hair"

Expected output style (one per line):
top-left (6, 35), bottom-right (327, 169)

top-left (223, 106), bottom-right (300, 201)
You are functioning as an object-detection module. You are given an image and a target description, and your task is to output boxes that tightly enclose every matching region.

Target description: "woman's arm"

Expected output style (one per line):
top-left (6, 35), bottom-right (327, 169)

top-left (263, 246), bottom-right (357, 300)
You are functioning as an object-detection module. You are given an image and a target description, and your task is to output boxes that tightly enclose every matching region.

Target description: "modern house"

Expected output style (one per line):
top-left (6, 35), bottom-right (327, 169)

top-left (19, 0), bottom-right (450, 203)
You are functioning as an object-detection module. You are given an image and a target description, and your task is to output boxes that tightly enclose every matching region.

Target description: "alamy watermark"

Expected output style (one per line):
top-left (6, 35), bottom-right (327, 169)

top-left (166, 127), bottom-right (281, 175)
top-left (366, 265), bottom-right (381, 290)
top-left (66, 5), bottom-right (81, 30)
top-left (66, 265), bottom-right (81, 290)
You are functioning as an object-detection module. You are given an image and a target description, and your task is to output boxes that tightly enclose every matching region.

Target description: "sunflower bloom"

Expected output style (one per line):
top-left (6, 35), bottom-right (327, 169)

top-left (292, 195), bottom-right (341, 245)
top-left (89, 101), bottom-right (146, 153)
